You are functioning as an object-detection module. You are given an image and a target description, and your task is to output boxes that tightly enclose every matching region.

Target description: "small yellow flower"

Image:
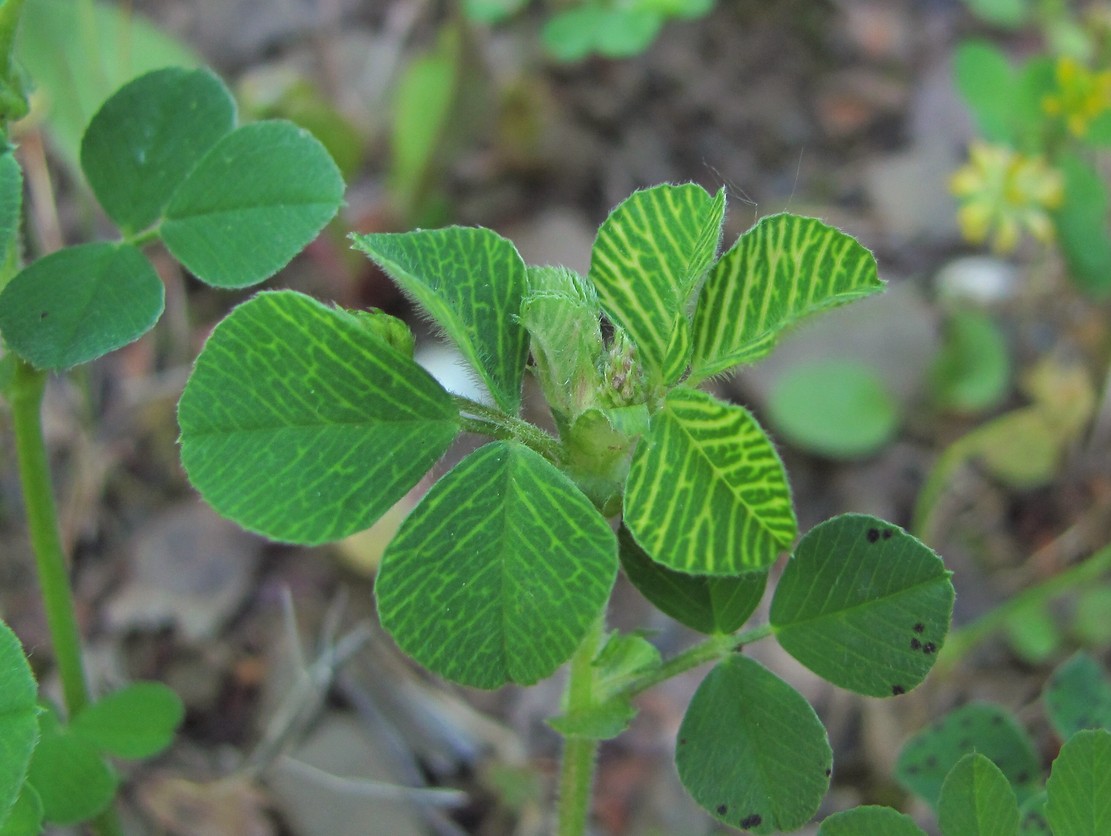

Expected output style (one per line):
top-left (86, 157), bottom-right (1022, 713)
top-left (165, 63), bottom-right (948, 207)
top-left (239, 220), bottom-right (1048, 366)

top-left (1042, 56), bottom-right (1111, 138)
top-left (950, 142), bottom-right (1064, 253)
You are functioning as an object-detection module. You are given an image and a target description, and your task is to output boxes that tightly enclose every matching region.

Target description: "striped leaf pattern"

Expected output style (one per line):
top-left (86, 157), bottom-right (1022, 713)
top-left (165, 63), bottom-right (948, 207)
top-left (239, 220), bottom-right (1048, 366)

top-left (623, 389), bottom-right (796, 576)
top-left (178, 291), bottom-right (459, 545)
top-left (589, 184), bottom-right (725, 385)
top-left (520, 265), bottom-right (605, 420)
top-left (376, 442), bottom-right (618, 689)
top-left (690, 214), bottom-right (882, 382)
top-left (352, 227), bottom-right (529, 414)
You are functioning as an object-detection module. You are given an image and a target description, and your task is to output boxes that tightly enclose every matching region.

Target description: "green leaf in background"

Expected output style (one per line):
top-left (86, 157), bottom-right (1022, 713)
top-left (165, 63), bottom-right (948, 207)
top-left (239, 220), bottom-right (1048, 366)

top-left (1046, 729), bottom-right (1111, 836)
top-left (80, 68), bottom-right (235, 235)
top-left (623, 388), bottom-right (796, 576)
top-left (1003, 601), bottom-right (1061, 665)
top-left (0, 621), bottom-right (38, 825)
top-left (930, 309), bottom-right (1011, 414)
top-left (643, 0), bottom-right (715, 18)
top-left (896, 702), bottom-right (1042, 807)
top-left (964, 0), bottom-right (1032, 27)
top-left (1019, 792), bottom-right (1051, 835)
top-left (376, 442), bottom-right (617, 689)
top-left (353, 227), bottom-right (530, 414)
top-left (161, 121), bottom-right (344, 288)
top-left (0, 243), bottom-right (163, 370)
top-left (0, 149), bottom-right (21, 278)
top-left (766, 359), bottom-right (899, 459)
top-left (938, 752), bottom-right (1020, 836)
top-left (1087, 111), bottom-right (1111, 146)
top-left (70, 683), bottom-right (183, 760)
top-left (770, 514), bottom-right (953, 697)
top-left (388, 27), bottom-right (460, 222)
top-left (1012, 58), bottom-right (1056, 152)
top-left (462, 0), bottom-right (530, 24)
top-left (1073, 586), bottom-right (1111, 646)
top-left (543, 5), bottom-right (662, 61)
top-left (1043, 653), bottom-right (1111, 740)
top-left (618, 526), bottom-right (766, 634)
top-left (817, 806), bottom-right (926, 835)
top-left (953, 41), bottom-right (1018, 145)
top-left (1053, 155), bottom-right (1111, 297)
top-left (676, 655), bottom-right (832, 834)
top-left (25, 709), bottom-right (116, 826)
top-left (589, 184), bottom-right (725, 385)
top-left (178, 290), bottom-right (459, 545)
top-left (967, 407), bottom-right (1062, 489)
top-left (0, 784), bottom-right (42, 836)
top-left (16, 0), bottom-right (199, 169)
top-left (690, 214), bottom-right (882, 382)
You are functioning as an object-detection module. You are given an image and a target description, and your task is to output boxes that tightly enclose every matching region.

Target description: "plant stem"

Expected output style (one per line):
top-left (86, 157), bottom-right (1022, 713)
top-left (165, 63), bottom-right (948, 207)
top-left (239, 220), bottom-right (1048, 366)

top-left (936, 542), bottom-right (1111, 674)
top-left (10, 360), bottom-right (125, 836)
top-left (453, 395), bottom-right (564, 462)
top-left (9, 359), bottom-right (90, 717)
top-left (556, 618), bottom-right (604, 836)
top-left (621, 626), bottom-right (771, 700)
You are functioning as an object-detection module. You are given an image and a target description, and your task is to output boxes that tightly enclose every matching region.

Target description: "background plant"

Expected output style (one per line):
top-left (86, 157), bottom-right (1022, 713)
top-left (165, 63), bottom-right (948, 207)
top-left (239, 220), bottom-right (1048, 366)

top-left (952, 0), bottom-right (1111, 293)
top-left (813, 651), bottom-right (1111, 834)
top-left (463, 0), bottom-right (715, 61)
top-left (0, 28), bottom-right (344, 830)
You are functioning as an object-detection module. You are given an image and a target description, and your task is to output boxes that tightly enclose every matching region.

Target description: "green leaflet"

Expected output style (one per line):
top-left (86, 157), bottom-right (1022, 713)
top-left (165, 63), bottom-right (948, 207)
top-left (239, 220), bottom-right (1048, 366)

top-left (25, 708), bottom-right (116, 827)
top-left (1046, 730), bottom-right (1111, 836)
top-left (0, 149), bottom-right (21, 280)
top-left (178, 290), bottom-right (459, 545)
top-left (623, 388), bottom-right (796, 576)
top-left (80, 67), bottom-right (235, 235)
top-left (689, 213), bottom-right (882, 382)
top-left (954, 41), bottom-right (1019, 145)
top-left (375, 442), bottom-right (617, 688)
top-left (1043, 653), bottom-right (1111, 741)
top-left (0, 785), bottom-right (42, 835)
top-left (69, 683), bottom-right (183, 760)
top-left (0, 621), bottom-right (38, 827)
top-left (676, 655), bottom-right (832, 834)
top-left (896, 703), bottom-right (1042, 808)
top-left (766, 359), bottom-right (899, 459)
top-left (817, 806), bottom-right (926, 835)
top-left (770, 515), bottom-right (954, 697)
top-left (938, 753), bottom-right (1021, 836)
top-left (161, 121), bottom-right (344, 289)
top-left (15, 0), bottom-right (200, 170)
top-left (388, 27), bottom-right (460, 223)
top-left (520, 265), bottom-right (606, 421)
top-left (0, 243), bottom-right (164, 370)
top-left (1054, 155), bottom-right (1111, 297)
top-left (618, 526), bottom-right (766, 634)
top-left (589, 183), bottom-right (725, 385)
top-left (352, 227), bottom-right (530, 414)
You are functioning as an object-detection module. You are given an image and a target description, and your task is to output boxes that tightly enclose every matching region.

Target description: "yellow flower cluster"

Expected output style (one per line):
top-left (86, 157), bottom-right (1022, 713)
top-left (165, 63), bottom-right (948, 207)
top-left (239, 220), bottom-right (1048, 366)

top-left (950, 142), bottom-right (1064, 253)
top-left (1042, 56), bottom-right (1111, 138)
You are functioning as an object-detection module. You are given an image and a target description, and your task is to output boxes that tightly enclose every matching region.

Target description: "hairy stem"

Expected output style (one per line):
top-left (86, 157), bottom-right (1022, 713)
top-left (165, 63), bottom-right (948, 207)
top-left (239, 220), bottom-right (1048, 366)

top-left (556, 618), bottom-right (604, 836)
top-left (453, 395), bottom-right (563, 462)
top-left (621, 625), bottom-right (772, 700)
